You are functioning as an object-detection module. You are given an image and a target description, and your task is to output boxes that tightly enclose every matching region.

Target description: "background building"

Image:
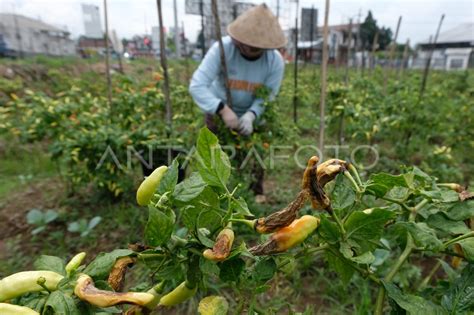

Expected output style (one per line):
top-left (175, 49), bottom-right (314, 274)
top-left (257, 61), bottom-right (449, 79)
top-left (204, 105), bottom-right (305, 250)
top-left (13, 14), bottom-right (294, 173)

top-left (0, 13), bottom-right (75, 57)
top-left (413, 23), bottom-right (474, 70)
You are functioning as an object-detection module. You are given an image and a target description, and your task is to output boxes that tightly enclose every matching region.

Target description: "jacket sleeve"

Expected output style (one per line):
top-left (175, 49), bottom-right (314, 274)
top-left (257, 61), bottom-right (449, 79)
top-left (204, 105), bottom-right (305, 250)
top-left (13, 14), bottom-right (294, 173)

top-left (249, 51), bottom-right (285, 118)
top-left (189, 42), bottom-right (223, 114)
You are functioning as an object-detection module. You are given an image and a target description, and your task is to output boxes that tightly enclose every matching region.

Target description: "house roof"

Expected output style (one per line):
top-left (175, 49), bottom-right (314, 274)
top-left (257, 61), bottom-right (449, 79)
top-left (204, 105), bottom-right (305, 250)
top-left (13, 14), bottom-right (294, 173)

top-left (420, 23), bottom-right (474, 44)
top-left (0, 13), bottom-right (66, 33)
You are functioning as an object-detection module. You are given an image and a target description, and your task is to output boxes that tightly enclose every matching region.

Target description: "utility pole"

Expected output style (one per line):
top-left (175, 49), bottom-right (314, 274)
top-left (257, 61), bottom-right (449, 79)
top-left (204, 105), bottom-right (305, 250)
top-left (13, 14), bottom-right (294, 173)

top-left (319, 0), bottom-right (330, 153)
top-left (292, 0), bottom-right (300, 123)
top-left (420, 14), bottom-right (445, 97)
top-left (173, 0), bottom-right (180, 58)
top-left (103, 0), bottom-right (112, 109)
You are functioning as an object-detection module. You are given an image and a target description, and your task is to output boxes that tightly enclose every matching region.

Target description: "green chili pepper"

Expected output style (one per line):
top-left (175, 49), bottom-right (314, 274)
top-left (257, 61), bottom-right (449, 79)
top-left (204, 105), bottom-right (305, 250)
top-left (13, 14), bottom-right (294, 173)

top-left (0, 271), bottom-right (64, 302)
top-left (65, 252), bottom-right (86, 276)
top-left (0, 303), bottom-right (40, 315)
top-left (136, 166), bottom-right (168, 206)
top-left (158, 281), bottom-right (197, 307)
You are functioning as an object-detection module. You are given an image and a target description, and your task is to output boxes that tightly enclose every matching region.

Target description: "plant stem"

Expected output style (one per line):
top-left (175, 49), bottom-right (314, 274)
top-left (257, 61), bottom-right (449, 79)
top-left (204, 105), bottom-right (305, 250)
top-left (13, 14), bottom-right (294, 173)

top-left (443, 231), bottom-right (474, 248)
top-left (344, 171), bottom-right (362, 193)
top-left (348, 163), bottom-right (363, 187)
top-left (331, 210), bottom-right (346, 236)
top-left (418, 260), bottom-right (441, 291)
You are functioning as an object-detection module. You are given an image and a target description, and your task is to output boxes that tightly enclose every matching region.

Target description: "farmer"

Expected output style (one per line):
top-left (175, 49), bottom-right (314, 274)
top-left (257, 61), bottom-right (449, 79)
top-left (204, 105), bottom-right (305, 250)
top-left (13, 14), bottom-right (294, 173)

top-left (189, 3), bottom-right (286, 201)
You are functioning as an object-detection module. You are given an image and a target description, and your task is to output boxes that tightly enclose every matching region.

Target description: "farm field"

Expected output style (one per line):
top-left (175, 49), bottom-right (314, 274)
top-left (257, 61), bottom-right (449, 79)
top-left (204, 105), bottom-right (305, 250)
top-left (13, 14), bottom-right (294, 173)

top-left (0, 55), bottom-right (473, 314)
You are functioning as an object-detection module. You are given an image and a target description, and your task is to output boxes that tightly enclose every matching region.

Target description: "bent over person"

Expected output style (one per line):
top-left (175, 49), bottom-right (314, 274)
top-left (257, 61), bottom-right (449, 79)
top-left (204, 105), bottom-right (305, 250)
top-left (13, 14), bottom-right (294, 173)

top-left (189, 4), bottom-right (287, 201)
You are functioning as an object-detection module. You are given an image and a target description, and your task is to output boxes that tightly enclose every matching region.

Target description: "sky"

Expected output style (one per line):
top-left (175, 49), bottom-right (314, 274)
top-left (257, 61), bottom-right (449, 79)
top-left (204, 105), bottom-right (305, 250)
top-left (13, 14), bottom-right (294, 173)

top-left (0, 0), bottom-right (472, 45)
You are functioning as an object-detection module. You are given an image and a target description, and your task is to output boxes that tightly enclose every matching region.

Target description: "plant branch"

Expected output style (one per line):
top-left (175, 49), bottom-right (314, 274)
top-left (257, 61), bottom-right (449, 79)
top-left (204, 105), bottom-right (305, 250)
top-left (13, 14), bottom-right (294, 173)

top-left (443, 231), bottom-right (474, 248)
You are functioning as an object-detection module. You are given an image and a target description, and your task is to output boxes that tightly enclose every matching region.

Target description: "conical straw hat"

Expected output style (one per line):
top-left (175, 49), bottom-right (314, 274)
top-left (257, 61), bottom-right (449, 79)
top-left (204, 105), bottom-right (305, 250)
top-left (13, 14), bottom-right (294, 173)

top-left (227, 3), bottom-right (287, 49)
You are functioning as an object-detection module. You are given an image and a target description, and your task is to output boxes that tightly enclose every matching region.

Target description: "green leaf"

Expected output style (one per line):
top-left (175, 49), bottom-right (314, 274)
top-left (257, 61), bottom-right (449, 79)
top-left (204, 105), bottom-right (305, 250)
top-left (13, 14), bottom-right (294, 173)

top-left (200, 256), bottom-right (220, 276)
top-left (366, 173), bottom-right (411, 198)
top-left (44, 291), bottom-right (81, 315)
top-left (145, 205), bottom-right (174, 247)
top-left (420, 190), bottom-right (460, 203)
top-left (219, 257), bottom-right (245, 282)
top-left (445, 200), bottom-right (474, 221)
top-left (195, 127), bottom-right (231, 188)
top-left (318, 215), bottom-right (341, 244)
top-left (441, 263), bottom-right (474, 314)
top-left (83, 249), bottom-right (133, 280)
top-left (331, 174), bottom-right (356, 214)
top-left (344, 208), bottom-right (396, 252)
top-left (231, 197), bottom-right (254, 217)
top-left (426, 213), bottom-right (470, 235)
top-left (44, 210), bottom-right (59, 224)
top-left (253, 258), bottom-right (277, 284)
top-left (158, 158), bottom-right (179, 194)
top-left (384, 281), bottom-right (445, 314)
top-left (173, 172), bottom-right (206, 202)
top-left (397, 222), bottom-right (443, 251)
top-left (27, 209), bottom-right (44, 225)
top-left (351, 251), bottom-right (375, 264)
top-left (325, 250), bottom-right (354, 284)
top-left (88, 216), bottom-right (102, 230)
top-left (457, 239), bottom-right (474, 262)
top-left (33, 255), bottom-right (66, 276)
top-left (181, 187), bottom-right (222, 234)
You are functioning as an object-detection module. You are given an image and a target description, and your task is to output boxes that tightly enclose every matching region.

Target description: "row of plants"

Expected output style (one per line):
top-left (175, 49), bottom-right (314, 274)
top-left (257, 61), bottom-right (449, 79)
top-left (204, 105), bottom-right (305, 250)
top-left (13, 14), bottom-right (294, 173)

top-left (0, 128), bottom-right (472, 314)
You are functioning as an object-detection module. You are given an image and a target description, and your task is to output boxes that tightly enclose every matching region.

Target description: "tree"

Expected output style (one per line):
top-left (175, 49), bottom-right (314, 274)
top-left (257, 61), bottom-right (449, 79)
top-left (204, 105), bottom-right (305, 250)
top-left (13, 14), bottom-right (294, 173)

top-left (360, 11), bottom-right (392, 51)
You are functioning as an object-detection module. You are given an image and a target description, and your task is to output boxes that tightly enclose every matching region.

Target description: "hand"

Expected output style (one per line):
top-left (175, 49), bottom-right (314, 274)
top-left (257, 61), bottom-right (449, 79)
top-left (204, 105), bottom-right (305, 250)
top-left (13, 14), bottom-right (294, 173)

top-left (238, 111), bottom-right (256, 136)
top-left (218, 105), bottom-right (239, 130)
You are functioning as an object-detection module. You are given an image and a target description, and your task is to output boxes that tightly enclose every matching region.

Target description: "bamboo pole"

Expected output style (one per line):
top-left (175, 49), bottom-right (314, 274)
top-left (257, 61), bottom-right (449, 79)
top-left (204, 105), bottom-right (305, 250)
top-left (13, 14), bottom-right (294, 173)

top-left (211, 0), bottom-right (232, 108)
top-left (156, 0), bottom-right (172, 130)
top-left (383, 16), bottom-right (401, 90)
top-left (319, 0), bottom-right (330, 153)
top-left (293, 0), bottom-right (300, 123)
top-left (398, 38), bottom-right (410, 79)
top-left (344, 19), bottom-right (353, 84)
top-left (103, 0), bottom-right (112, 108)
top-left (369, 30), bottom-right (379, 75)
top-left (420, 14), bottom-right (445, 97)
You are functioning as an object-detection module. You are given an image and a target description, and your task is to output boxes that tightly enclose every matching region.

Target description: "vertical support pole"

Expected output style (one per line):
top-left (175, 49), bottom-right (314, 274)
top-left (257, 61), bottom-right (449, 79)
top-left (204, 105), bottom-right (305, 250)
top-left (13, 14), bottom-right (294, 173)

top-left (173, 0), bottom-right (180, 58)
top-left (211, 0), bottom-right (232, 108)
top-left (319, 0), bottom-right (330, 153)
top-left (309, 5), bottom-right (315, 63)
top-left (103, 0), bottom-right (112, 109)
top-left (156, 0), bottom-right (172, 132)
top-left (369, 30), bottom-right (379, 75)
top-left (398, 38), bottom-right (410, 78)
top-left (384, 16), bottom-right (402, 91)
top-left (344, 19), bottom-right (353, 84)
top-left (293, 0), bottom-right (299, 123)
top-left (182, 21), bottom-right (191, 83)
top-left (200, 0), bottom-right (206, 58)
top-left (420, 14), bottom-right (445, 97)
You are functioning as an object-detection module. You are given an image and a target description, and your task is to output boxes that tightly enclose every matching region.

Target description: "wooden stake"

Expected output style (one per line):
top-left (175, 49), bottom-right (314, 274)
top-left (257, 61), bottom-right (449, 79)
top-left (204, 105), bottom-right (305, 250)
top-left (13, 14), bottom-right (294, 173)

top-left (211, 0), bottom-right (232, 108)
top-left (369, 30), bottom-right (379, 75)
top-left (388, 16), bottom-right (402, 69)
top-left (344, 19), bottom-right (353, 84)
top-left (156, 0), bottom-right (172, 129)
top-left (103, 0), bottom-right (112, 109)
top-left (420, 14), bottom-right (445, 97)
top-left (319, 0), bottom-right (330, 153)
top-left (398, 38), bottom-right (410, 79)
top-left (293, 0), bottom-right (300, 123)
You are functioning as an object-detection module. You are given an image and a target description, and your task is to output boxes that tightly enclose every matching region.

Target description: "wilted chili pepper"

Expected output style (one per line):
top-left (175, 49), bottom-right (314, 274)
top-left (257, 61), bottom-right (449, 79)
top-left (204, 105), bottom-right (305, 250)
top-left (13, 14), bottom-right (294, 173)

top-left (203, 228), bottom-right (234, 262)
top-left (0, 271), bottom-right (64, 302)
top-left (136, 165), bottom-right (168, 206)
top-left (74, 274), bottom-right (155, 307)
top-left (249, 215), bottom-right (320, 255)
top-left (65, 252), bottom-right (86, 276)
top-left (0, 303), bottom-right (39, 315)
top-left (317, 159), bottom-right (348, 186)
top-left (158, 281), bottom-right (197, 307)
top-left (254, 190), bottom-right (310, 234)
top-left (108, 256), bottom-right (136, 291)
